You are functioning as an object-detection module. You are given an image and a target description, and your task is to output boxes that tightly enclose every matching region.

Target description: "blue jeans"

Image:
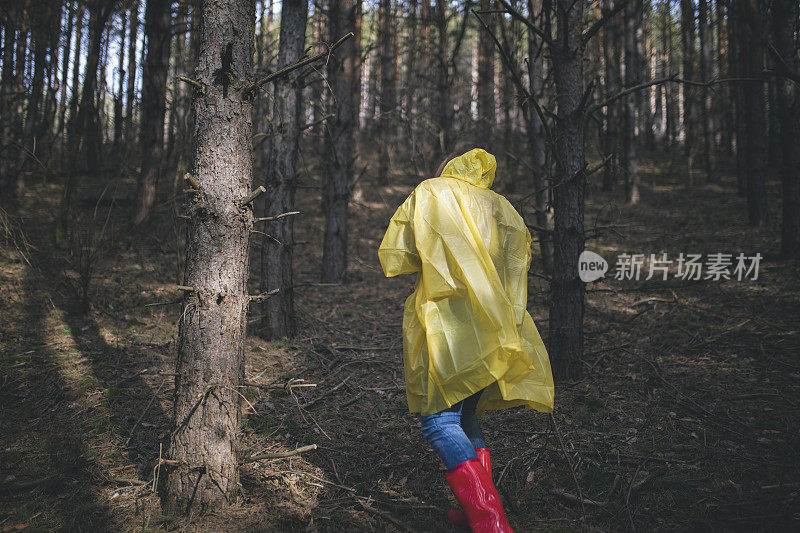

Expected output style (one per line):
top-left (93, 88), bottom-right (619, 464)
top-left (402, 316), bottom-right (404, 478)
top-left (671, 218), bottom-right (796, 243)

top-left (419, 389), bottom-right (488, 472)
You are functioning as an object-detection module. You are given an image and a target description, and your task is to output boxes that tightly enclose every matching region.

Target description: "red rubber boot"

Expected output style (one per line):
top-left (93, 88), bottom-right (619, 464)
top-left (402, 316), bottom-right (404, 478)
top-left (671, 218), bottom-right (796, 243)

top-left (446, 448), bottom-right (491, 527)
top-left (444, 457), bottom-right (513, 533)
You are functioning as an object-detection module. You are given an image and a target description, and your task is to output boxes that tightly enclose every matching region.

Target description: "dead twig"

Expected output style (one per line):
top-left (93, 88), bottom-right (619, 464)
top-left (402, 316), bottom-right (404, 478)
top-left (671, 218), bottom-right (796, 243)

top-left (241, 444), bottom-right (318, 464)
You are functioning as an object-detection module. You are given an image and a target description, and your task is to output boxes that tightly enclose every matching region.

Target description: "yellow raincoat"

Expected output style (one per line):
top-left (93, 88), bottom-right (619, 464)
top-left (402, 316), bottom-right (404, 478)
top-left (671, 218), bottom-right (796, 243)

top-left (378, 148), bottom-right (555, 417)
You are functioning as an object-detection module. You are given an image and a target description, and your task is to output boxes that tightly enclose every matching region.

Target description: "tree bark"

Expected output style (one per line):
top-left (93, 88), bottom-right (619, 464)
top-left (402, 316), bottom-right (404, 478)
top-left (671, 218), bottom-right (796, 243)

top-left (114, 14), bottom-right (127, 148)
top-left (601, 0), bottom-right (620, 192)
top-left (680, 0), bottom-right (696, 159)
top-left (435, 0), bottom-right (452, 156)
top-left (57, 0), bottom-right (107, 243)
top-left (698, 0), bottom-right (716, 182)
top-left (126, 0), bottom-right (139, 144)
top-left (0, 10), bottom-right (17, 199)
top-left (773, 0), bottom-right (800, 257)
top-left (162, 0), bottom-right (256, 514)
top-left (526, 0), bottom-right (553, 274)
top-left (56, 2), bottom-right (74, 141)
top-left (260, 0), bottom-right (308, 339)
top-left (322, 0), bottom-right (358, 283)
top-left (622, 0), bottom-right (640, 204)
top-left (476, 0), bottom-right (494, 138)
top-left (548, 0), bottom-right (586, 380)
top-left (730, 0), bottom-right (746, 195)
top-left (739, 0), bottom-right (768, 226)
top-left (378, 0), bottom-right (396, 182)
top-left (135, 0), bottom-right (172, 224)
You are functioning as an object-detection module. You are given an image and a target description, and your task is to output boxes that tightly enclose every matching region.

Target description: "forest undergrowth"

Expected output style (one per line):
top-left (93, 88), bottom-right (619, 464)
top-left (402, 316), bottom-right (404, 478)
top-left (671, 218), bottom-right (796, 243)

top-left (1, 147), bottom-right (799, 532)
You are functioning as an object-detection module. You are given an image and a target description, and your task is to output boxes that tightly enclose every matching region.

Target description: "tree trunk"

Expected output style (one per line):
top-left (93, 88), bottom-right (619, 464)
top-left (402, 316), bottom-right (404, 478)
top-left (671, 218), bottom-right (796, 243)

top-left (0, 11), bottom-right (17, 199)
top-left (663, 0), bottom-right (676, 149)
top-left (84, 9), bottom-right (106, 175)
top-left (126, 0), bottom-right (139, 144)
top-left (162, 0), bottom-right (256, 514)
top-left (680, 0), bottom-right (695, 159)
top-left (773, 0), bottom-right (799, 257)
top-left (378, 0), bottom-right (396, 182)
top-left (548, 0), bottom-right (586, 380)
top-left (739, 0), bottom-right (768, 226)
top-left (527, 0), bottom-right (553, 274)
top-left (322, 0), bottom-right (358, 283)
top-left (476, 0), bottom-right (494, 138)
top-left (601, 0), bottom-right (620, 192)
top-left (57, 2), bottom-right (74, 142)
top-left (698, 0), bottom-right (716, 182)
top-left (135, 0), bottom-right (172, 224)
top-left (622, 0), bottom-right (639, 204)
top-left (730, 0), bottom-right (746, 195)
top-left (57, 0), bottom-right (106, 243)
top-left (114, 14), bottom-right (127, 148)
top-left (41, 2), bottom-right (62, 162)
top-left (260, 0), bottom-right (308, 339)
top-left (404, 0), bottom-right (418, 129)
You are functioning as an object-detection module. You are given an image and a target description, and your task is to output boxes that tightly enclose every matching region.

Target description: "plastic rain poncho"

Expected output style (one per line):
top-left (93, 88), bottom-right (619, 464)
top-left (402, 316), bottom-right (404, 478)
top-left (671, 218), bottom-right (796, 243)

top-left (378, 148), bottom-right (555, 417)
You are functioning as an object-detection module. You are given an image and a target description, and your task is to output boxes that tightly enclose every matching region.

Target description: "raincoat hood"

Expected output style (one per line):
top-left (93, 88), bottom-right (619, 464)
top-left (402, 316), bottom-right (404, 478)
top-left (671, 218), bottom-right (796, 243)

top-left (438, 148), bottom-right (497, 189)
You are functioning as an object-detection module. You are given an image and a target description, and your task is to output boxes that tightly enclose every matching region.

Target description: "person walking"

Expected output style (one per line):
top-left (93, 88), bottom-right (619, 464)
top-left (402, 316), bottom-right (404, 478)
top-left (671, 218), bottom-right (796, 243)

top-left (378, 148), bottom-right (555, 532)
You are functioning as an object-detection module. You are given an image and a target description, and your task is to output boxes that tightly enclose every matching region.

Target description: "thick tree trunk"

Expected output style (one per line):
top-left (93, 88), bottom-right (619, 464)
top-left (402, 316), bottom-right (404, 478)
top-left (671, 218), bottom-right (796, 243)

top-left (548, 0), bottom-right (586, 381)
top-left (739, 0), bottom-right (768, 226)
top-left (622, 0), bottom-right (639, 204)
top-left (162, 0), bottom-right (256, 514)
top-left (260, 0), bottom-right (308, 339)
top-left (135, 0), bottom-right (171, 224)
top-left (322, 0), bottom-right (358, 283)
top-left (773, 0), bottom-right (800, 257)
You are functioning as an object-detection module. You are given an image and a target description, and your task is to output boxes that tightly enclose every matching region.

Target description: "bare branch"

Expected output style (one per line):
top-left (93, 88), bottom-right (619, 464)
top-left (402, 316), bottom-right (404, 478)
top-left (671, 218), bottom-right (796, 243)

top-left (582, 0), bottom-right (628, 45)
top-left (247, 32), bottom-right (353, 94)
top-left (496, 0), bottom-right (552, 46)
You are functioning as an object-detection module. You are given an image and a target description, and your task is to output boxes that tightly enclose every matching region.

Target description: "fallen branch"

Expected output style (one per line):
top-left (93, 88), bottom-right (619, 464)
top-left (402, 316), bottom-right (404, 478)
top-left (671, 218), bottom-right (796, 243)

top-left (550, 489), bottom-right (607, 507)
top-left (241, 444), bottom-right (318, 464)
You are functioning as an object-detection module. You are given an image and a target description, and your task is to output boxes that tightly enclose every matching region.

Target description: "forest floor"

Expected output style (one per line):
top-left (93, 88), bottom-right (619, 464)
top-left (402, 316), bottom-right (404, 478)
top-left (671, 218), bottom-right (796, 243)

top-left (1, 147), bottom-right (799, 532)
